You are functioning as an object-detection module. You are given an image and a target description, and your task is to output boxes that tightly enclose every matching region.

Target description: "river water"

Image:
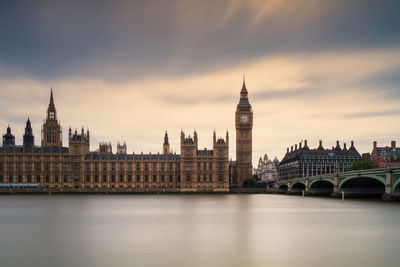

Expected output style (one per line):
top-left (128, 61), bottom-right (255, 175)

top-left (0, 194), bottom-right (399, 267)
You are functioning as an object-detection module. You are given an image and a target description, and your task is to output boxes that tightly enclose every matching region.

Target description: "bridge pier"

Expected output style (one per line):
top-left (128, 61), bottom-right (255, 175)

top-left (382, 168), bottom-right (393, 201)
top-left (287, 181), bottom-right (291, 194)
top-left (331, 173), bottom-right (339, 198)
top-left (305, 177), bottom-right (309, 195)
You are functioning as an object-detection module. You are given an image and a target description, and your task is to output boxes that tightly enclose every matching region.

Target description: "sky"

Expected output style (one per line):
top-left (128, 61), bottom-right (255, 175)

top-left (1, 0), bottom-right (400, 164)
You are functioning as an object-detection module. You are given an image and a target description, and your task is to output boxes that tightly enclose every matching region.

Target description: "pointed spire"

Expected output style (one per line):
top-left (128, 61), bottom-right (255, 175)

top-left (47, 88), bottom-right (57, 120)
top-left (241, 72), bottom-right (247, 93)
top-left (164, 130), bottom-right (169, 145)
top-left (50, 88), bottom-right (54, 106)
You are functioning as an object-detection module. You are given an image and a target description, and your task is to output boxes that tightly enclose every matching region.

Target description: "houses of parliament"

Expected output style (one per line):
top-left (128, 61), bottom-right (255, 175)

top-left (0, 80), bottom-right (253, 191)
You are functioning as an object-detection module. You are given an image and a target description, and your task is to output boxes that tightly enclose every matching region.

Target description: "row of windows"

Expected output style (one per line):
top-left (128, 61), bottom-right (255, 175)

top-left (0, 173), bottom-right (227, 183)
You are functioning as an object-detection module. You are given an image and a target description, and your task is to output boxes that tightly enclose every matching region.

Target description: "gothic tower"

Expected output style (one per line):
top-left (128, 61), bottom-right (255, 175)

top-left (2, 125), bottom-right (15, 148)
top-left (42, 89), bottom-right (62, 147)
top-left (235, 76), bottom-right (253, 187)
top-left (163, 131), bottom-right (170, 155)
top-left (23, 118), bottom-right (34, 149)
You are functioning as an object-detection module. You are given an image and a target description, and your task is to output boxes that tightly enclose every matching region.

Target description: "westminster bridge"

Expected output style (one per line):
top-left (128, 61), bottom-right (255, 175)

top-left (276, 168), bottom-right (400, 201)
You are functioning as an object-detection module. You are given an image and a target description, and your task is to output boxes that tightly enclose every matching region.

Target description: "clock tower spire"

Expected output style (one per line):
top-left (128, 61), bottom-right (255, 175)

top-left (235, 76), bottom-right (253, 187)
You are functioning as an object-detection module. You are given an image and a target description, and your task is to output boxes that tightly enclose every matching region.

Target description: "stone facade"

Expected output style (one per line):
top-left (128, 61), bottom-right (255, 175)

top-left (254, 154), bottom-right (279, 182)
top-left (279, 140), bottom-right (362, 181)
top-left (370, 141), bottom-right (400, 168)
top-left (232, 77), bottom-right (253, 187)
top-left (0, 87), bottom-right (244, 191)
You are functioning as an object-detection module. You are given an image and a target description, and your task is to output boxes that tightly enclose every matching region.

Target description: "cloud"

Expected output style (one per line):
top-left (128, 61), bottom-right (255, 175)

top-left (0, 0), bottom-right (399, 80)
top-left (1, 46), bottom-right (400, 163)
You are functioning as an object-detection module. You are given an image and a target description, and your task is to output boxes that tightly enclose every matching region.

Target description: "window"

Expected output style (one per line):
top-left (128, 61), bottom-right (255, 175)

top-left (120, 175), bottom-right (124, 182)
top-left (128, 175), bottom-right (132, 182)
top-left (136, 175), bottom-right (140, 182)
top-left (63, 163), bottom-right (68, 171)
top-left (46, 175), bottom-right (50, 183)
top-left (185, 162), bottom-right (192, 171)
top-left (111, 175), bottom-right (115, 182)
top-left (36, 175), bottom-right (41, 182)
top-left (153, 175), bottom-right (156, 182)
top-left (74, 175), bottom-right (79, 182)
top-left (161, 175), bottom-right (165, 182)
top-left (103, 163), bottom-right (107, 171)
top-left (55, 175), bottom-right (59, 182)
top-left (64, 175), bottom-right (68, 182)
top-left (145, 175), bottom-right (148, 182)
top-left (0, 175), bottom-right (3, 182)
top-left (86, 175), bottom-right (90, 182)
top-left (103, 175), bottom-right (107, 182)
top-left (218, 174), bottom-right (224, 182)
top-left (186, 174), bottom-right (191, 182)
top-left (169, 175), bottom-right (173, 182)
top-left (95, 175), bottom-right (99, 182)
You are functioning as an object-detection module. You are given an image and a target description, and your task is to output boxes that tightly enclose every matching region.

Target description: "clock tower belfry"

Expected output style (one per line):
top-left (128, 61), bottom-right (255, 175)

top-left (235, 76), bottom-right (253, 187)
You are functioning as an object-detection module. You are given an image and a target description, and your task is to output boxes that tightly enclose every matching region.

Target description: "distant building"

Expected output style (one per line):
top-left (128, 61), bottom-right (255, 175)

top-left (0, 89), bottom-right (234, 191)
top-left (279, 140), bottom-right (362, 181)
top-left (370, 141), bottom-right (400, 168)
top-left (253, 154), bottom-right (279, 182)
top-left (117, 142), bottom-right (127, 154)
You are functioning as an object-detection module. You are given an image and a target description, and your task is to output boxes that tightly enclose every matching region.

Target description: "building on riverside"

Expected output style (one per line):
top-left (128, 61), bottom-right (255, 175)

top-left (253, 154), bottom-right (279, 182)
top-left (370, 141), bottom-right (400, 168)
top-left (0, 81), bottom-right (253, 191)
top-left (278, 140), bottom-right (362, 181)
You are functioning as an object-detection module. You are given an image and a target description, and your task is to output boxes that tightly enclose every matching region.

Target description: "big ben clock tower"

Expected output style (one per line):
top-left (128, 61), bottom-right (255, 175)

top-left (235, 76), bottom-right (253, 187)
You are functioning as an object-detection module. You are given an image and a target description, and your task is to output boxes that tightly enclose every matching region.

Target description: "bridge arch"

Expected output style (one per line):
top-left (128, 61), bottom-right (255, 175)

top-left (393, 179), bottom-right (400, 196)
top-left (290, 181), bottom-right (306, 193)
top-left (278, 184), bottom-right (288, 192)
top-left (309, 179), bottom-right (334, 195)
top-left (339, 175), bottom-right (385, 197)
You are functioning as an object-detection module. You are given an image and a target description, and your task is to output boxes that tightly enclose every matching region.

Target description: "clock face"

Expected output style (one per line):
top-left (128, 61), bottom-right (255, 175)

top-left (240, 114), bottom-right (249, 124)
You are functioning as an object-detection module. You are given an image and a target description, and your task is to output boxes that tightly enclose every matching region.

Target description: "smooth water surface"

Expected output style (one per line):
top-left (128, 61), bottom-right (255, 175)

top-left (0, 194), bottom-right (399, 267)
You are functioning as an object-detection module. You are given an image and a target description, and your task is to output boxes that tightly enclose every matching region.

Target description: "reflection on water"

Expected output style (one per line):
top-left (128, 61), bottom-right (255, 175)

top-left (0, 194), bottom-right (399, 267)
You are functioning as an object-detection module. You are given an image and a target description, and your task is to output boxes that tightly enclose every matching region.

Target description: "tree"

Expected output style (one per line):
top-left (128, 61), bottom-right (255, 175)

top-left (347, 159), bottom-right (375, 171)
top-left (243, 176), bottom-right (258, 187)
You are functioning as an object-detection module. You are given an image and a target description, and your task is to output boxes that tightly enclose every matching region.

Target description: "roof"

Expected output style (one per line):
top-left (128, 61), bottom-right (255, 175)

top-left (279, 146), bottom-right (361, 166)
top-left (375, 147), bottom-right (400, 161)
top-left (85, 152), bottom-right (180, 161)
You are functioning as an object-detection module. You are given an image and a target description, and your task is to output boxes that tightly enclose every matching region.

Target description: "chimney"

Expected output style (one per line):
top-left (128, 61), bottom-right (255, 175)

top-left (343, 143), bottom-right (347, 150)
top-left (295, 144), bottom-right (297, 151)
top-left (351, 140), bottom-right (354, 147)
top-left (373, 141), bottom-right (377, 149)
top-left (291, 146), bottom-right (293, 152)
top-left (287, 147), bottom-right (289, 154)
top-left (319, 140), bottom-right (322, 146)
top-left (391, 141), bottom-right (396, 149)
top-left (299, 142), bottom-right (302, 149)
top-left (304, 140), bottom-right (308, 147)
